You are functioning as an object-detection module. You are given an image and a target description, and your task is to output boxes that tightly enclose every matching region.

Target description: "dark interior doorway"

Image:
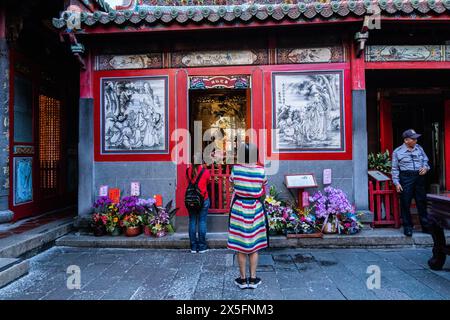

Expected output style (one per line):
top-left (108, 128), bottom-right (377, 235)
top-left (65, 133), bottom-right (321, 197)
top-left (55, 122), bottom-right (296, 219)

top-left (390, 94), bottom-right (445, 192)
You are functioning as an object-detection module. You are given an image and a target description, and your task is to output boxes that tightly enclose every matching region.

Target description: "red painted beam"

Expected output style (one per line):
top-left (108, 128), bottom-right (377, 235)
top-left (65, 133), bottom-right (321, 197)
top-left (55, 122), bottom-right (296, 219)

top-left (350, 38), bottom-right (366, 90)
top-left (70, 14), bottom-right (450, 36)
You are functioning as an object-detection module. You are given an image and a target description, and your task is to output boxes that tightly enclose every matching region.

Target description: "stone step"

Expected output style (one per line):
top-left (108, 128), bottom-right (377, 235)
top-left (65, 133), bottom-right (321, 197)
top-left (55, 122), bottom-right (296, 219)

top-left (0, 218), bottom-right (74, 259)
top-left (0, 258), bottom-right (29, 289)
top-left (55, 228), bottom-right (450, 249)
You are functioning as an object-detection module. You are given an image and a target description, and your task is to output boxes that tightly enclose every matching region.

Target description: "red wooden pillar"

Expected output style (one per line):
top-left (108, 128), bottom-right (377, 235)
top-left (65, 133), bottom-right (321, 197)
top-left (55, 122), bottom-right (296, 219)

top-left (379, 95), bottom-right (393, 154)
top-left (80, 50), bottom-right (93, 99)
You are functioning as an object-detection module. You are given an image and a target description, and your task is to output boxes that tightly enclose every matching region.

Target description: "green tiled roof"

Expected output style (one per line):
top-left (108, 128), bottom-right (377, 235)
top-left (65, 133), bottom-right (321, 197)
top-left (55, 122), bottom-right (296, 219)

top-left (53, 0), bottom-right (450, 29)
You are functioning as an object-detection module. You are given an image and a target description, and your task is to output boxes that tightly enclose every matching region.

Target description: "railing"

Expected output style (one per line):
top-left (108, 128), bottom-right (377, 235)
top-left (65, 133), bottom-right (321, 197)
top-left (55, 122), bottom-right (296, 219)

top-left (369, 178), bottom-right (401, 228)
top-left (207, 164), bottom-right (232, 214)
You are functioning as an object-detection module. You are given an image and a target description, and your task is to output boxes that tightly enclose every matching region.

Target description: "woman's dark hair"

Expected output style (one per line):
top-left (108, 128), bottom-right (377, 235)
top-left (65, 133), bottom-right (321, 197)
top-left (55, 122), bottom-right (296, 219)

top-left (238, 142), bottom-right (258, 164)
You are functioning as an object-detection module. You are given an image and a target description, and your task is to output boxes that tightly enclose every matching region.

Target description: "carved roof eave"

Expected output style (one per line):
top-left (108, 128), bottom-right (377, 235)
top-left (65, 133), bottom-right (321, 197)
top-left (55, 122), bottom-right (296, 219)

top-left (52, 0), bottom-right (450, 30)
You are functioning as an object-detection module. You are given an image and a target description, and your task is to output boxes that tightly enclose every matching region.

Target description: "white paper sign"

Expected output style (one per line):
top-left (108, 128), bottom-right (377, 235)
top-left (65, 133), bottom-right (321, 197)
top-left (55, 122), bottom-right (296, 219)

top-left (131, 182), bottom-right (140, 196)
top-left (368, 170), bottom-right (390, 182)
top-left (99, 185), bottom-right (109, 197)
top-left (323, 169), bottom-right (332, 185)
top-left (285, 174), bottom-right (317, 189)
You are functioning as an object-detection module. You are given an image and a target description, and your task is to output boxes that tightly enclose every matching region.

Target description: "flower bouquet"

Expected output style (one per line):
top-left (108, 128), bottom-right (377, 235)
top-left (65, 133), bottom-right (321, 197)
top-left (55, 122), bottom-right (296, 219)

top-left (145, 200), bottom-right (178, 237)
top-left (338, 212), bottom-right (364, 235)
top-left (284, 207), bottom-right (322, 238)
top-left (264, 195), bottom-right (287, 235)
top-left (309, 186), bottom-right (362, 235)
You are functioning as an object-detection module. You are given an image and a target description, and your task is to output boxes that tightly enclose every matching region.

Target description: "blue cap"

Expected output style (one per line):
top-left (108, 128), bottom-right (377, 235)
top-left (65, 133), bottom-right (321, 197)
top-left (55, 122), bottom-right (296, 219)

top-left (402, 129), bottom-right (421, 139)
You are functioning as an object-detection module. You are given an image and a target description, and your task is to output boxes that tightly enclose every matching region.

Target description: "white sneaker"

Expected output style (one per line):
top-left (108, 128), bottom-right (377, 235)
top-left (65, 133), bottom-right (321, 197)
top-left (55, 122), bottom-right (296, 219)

top-left (198, 249), bottom-right (209, 254)
top-left (190, 250), bottom-right (197, 254)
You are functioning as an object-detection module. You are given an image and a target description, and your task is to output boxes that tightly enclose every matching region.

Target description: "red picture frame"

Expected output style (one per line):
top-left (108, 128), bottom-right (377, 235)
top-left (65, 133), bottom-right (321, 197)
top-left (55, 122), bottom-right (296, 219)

top-left (262, 63), bottom-right (353, 160)
top-left (93, 69), bottom-right (177, 161)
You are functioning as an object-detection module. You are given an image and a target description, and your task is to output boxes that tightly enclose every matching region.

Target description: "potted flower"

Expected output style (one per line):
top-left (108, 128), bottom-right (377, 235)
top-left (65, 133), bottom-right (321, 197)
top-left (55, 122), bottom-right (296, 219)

top-left (91, 196), bottom-right (113, 236)
top-left (310, 187), bottom-right (355, 234)
top-left (91, 213), bottom-right (107, 236)
top-left (121, 213), bottom-right (143, 237)
top-left (145, 200), bottom-right (178, 237)
top-left (137, 198), bottom-right (157, 236)
top-left (105, 210), bottom-right (121, 236)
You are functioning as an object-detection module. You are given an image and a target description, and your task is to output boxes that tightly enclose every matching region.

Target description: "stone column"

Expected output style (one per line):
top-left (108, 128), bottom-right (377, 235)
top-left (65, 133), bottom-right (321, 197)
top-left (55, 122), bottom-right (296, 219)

top-left (76, 50), bottom-right (94, 228)
top-left (350, 39), bottom-right (372, 223)
top-left (0, 8), bottom-right (13, 223)
top-left (352, 90), bottom-right (369, 210)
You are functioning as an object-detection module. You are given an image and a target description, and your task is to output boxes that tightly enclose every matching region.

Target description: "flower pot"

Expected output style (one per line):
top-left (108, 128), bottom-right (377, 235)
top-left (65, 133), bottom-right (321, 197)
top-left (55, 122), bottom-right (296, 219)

top-left (125, 226), bottom-right (142, 237)
top-left (143, 225), bottom-right (152, 236)
top-left (108, 226), bottom-right (121, 236)
top-left (153, 229), bottom-right (167, 238)
top-left (322, 222), bottom-right (337, 234)
top-left (93, 225), bottom-right (106, 237)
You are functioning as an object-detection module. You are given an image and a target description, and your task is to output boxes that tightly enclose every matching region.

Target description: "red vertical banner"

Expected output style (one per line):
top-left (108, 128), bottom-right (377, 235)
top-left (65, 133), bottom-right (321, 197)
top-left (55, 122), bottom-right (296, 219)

top-left (445, 100), bottom-right (450, 191)
top-left (380, 95), bottom-right (393, 155)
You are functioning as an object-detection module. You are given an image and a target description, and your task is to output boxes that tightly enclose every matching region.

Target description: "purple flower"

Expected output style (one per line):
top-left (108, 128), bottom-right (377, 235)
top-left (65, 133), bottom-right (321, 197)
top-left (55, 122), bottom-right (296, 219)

top-left (117, 196), bottom-right (145, 216)
top-left (93, 196), bottom-right (113, 213)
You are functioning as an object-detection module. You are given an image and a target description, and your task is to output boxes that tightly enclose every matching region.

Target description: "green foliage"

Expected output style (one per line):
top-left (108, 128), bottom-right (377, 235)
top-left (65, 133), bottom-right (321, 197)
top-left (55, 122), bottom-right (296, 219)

top-left (368, 150), bottom-right (392, 174)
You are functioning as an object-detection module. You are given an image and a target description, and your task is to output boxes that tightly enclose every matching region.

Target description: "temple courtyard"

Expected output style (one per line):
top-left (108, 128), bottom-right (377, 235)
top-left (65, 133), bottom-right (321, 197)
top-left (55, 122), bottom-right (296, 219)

top-left (0, 246), bottom-right (449, 300)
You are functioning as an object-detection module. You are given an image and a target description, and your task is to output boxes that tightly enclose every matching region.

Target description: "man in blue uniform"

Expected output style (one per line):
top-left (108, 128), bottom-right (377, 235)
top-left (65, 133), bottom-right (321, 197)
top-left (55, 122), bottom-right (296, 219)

top-left (392, 129), bottom-right (431, 236)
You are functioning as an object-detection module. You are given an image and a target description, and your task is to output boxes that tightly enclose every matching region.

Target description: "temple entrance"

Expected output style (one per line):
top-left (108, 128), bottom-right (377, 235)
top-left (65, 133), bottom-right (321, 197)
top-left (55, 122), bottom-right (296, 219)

top-left (188, 84), bottom-right (251, 214)
top-left (367, 70), bottom-right (450, 193)
top-left (388, 93), bottom-right (445, 193)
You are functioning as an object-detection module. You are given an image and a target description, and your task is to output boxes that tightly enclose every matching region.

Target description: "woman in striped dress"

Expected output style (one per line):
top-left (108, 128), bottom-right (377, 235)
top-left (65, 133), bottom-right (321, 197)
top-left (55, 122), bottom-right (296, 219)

top-left (228, 143), bottom-right (268, 289)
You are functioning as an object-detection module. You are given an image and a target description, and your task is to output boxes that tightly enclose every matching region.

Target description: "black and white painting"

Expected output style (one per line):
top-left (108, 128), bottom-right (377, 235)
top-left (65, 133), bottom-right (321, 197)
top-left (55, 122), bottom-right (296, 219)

top-left (101, 76), bottom-right (168, 154)
top-left (272, 71), bottom-right (344, 152)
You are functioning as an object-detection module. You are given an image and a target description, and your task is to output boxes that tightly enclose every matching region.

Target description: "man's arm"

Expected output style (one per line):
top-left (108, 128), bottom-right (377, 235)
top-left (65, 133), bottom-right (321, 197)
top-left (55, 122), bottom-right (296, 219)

top-left (391, 150), bottom-right (400, 186)
top-left (419, 145), bottom-right (430, 170)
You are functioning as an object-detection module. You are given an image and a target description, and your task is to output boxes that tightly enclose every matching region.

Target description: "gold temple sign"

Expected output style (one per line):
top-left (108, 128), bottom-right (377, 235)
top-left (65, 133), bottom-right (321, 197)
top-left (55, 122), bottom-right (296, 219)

top-left (285, 174), bottom-right (318, 189)
top-left (189, 75), bottom-right (250, 89)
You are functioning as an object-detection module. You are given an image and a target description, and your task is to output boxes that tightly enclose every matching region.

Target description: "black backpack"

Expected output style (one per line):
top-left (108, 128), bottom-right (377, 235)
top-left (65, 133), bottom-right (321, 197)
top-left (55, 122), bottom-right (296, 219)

top-left (184, 167), bottom-right (206, 212)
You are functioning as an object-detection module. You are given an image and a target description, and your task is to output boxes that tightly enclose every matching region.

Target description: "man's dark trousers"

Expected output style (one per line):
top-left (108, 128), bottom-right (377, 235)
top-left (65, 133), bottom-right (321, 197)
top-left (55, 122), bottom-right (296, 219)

top-left (399, 171), bottom-right (429, 229)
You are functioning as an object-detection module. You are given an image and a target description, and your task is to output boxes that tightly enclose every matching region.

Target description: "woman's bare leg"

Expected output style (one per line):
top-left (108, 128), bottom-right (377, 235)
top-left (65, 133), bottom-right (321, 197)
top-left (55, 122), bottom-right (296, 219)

top-left (249, 252), bottom-right (259, 278)
top-left (237, 253), bottom-right (247, 279)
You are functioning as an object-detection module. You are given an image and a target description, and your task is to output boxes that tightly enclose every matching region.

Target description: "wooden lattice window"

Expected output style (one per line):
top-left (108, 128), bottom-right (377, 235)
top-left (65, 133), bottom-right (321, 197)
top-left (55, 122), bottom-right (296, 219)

top-left (39, 94), bottom-right (61, 192)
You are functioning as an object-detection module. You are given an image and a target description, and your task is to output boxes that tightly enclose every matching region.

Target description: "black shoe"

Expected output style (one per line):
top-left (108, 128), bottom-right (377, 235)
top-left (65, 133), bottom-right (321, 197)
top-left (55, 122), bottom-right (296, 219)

top-left (234, 277), bottom-right (248, 289)
top-left (404, 228), bottom-right (413, 237)
top-left (248, 277), bottom-right (262, 289)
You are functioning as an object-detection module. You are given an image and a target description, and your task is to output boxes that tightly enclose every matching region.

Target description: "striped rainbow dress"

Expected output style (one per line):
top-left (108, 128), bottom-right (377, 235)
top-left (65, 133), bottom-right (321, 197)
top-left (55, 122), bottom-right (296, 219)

top-left (227, 164), bottom-right (268, 253)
